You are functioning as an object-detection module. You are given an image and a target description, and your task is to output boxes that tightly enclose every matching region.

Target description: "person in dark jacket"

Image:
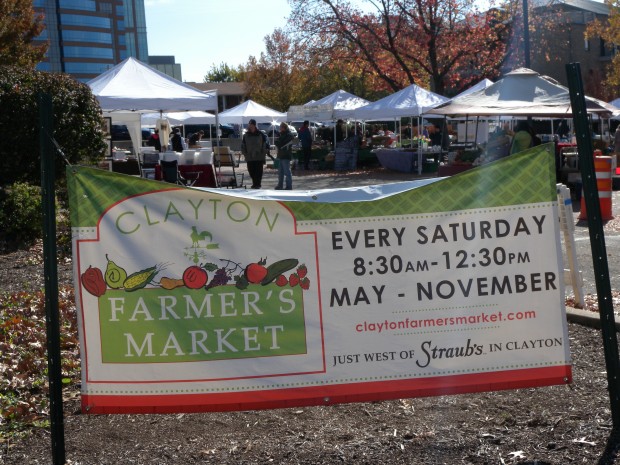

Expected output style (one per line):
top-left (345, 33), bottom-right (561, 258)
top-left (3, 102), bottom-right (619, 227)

top-left (298, 120), bottom-right (313, 170)
top-left (241, 119), bottom-right (269, 189)
top-left (170, 128), bottom-right (186, 152)
top-left (146, 129), bottom-right (162, 152)
top-left (274, 122), bottom-right (294, 190)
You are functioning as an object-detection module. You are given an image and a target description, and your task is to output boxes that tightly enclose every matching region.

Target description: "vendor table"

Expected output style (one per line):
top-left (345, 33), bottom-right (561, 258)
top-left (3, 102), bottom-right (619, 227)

top-left (437, 164), bottom-right (474, 177)
top-left (110, 159), bottom-right (140, 176)
top-left (293, 148), bottom-right (331, 170)
top-left (375, 149), bottom-right (440, 173)
top-left (154, 164), bottom-right (217, 188)
top-left (375, 149), bottom-right (417, 172)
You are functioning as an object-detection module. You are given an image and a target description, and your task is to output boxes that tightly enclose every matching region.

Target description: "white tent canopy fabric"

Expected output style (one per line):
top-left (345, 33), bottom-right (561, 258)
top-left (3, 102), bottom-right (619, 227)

top-left (87, 57), bottom-right (217, 113)
top-left (142, 111), bottom-right (216, 126)
top-left (353, 83), bottom-right (449, 120)
top-left (428, 68), bottom-right (613, 117)
top-left (311, 89), bottom-right (370, 119)
top-left (218, 100), bottom-right (286, 125)
top-left (452, 78), bottom-right (494, 100)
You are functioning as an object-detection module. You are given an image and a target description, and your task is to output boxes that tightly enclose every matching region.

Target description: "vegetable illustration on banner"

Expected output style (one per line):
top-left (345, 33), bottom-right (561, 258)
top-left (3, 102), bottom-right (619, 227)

top-left (67, 143), bottom-right (572, 415)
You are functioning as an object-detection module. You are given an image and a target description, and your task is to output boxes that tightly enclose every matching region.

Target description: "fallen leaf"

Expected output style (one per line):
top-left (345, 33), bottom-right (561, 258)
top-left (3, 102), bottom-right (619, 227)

top-left (508, 450), bottom-right (525, 459)
top-left (573, 436), bottom-right (597, 446)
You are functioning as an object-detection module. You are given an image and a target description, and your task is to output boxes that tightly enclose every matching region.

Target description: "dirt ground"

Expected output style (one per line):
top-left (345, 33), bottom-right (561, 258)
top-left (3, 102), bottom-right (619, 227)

top-left (2, 167), bottom-right (620, 464)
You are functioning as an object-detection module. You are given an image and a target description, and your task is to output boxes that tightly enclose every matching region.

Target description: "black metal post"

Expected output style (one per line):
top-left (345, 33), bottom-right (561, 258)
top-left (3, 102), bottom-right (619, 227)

top-left (566, 63), bottom-right (620, 428)
top-left (38, 93), bottom-right (66, 464)
top-left (523, 0), bottom-right (530, 68)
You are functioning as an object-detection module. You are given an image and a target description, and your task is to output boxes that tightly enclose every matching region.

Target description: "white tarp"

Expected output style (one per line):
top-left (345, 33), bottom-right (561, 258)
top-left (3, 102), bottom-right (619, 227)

top-left (87, 57), bottom-right (217, 113)
top-left (218, 100), bottom-right (286, 125)
top-left (428, 68), bottom-right (613, 117)
top-left (353, 84), bottom-right (449, 121)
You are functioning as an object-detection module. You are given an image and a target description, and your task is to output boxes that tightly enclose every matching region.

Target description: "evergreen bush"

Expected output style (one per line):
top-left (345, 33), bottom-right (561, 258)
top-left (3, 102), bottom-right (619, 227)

top-left (0, 182), bottom-right (42, 248)
top-left (0, 65), bottom-right (107, 186)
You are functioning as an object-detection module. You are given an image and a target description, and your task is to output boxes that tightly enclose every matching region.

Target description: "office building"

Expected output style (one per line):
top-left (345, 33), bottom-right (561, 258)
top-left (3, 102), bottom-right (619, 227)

top-left (34, 0), bottom-right (149, 82)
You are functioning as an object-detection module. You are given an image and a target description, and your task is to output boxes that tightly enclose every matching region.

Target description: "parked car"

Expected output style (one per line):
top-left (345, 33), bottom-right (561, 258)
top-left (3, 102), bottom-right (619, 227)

top-left (111, 125), bottom-right (153, 142)
top-left (256, 123), bottom-right (298, 139)
top-left (184, 123), bottom-right (237, 138)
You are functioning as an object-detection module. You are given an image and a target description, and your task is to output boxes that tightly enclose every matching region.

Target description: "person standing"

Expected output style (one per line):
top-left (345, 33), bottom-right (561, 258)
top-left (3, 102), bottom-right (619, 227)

top-left (146, 129), bottom-right (162, 152)
top-left (170, 127), bottom-right (187, 152)
top-left (298, 120), bottom-right (312, 170)
top-left (188, 130), bottom-right (204, 148)
top-left (335, 119), bottom-right (345, 147)
top-left (614, 126), bottom-right (620, 167)
top-left (274, 122), bottom-right (294, 190)
top-left (242, 119), bottom-right (269, 189)
top-left (510, 121), bottom-right (533, 155)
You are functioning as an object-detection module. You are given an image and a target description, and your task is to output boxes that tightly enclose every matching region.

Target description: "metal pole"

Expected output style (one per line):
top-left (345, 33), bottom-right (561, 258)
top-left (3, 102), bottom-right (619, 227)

top-left (566, 63), bottom-right (620, 428)
top-left (38, 93), bottom-right (66, 464)
top-left (523, 0), bottom-right (530, 68)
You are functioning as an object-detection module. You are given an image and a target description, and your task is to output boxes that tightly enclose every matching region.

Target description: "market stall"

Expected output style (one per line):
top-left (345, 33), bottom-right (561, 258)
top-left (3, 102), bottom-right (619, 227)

top-left (428, 68), bottom-right (614, 176)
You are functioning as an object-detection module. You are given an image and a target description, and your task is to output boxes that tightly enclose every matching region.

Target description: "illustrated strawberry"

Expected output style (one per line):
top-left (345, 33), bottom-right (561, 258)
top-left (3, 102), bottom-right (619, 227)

top-left (289, 272), bottom-right (300, 287)
top-left (296, 264), bottom-right (308, 279)
top-left (300, 277), bottom-right (310, 290)
top-left (275, 275), bottom-right (288, 287)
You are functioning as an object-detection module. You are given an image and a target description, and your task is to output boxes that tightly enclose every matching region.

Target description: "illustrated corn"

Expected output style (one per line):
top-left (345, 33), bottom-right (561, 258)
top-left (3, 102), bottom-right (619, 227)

top-left (123, 265), bottom-right (158, 292)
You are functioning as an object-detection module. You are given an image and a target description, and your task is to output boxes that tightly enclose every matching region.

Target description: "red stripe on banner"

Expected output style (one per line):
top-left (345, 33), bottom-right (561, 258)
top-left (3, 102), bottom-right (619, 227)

top-left (82, 365), bottom-right (571, 414)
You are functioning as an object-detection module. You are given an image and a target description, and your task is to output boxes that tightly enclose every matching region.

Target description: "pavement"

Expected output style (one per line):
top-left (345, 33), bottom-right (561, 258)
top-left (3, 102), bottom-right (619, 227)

top-left (233, 161), bottom-right (620, 329)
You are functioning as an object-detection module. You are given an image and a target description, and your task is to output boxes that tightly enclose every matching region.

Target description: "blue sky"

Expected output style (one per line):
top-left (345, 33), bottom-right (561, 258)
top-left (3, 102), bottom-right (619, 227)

top-left (144, 0), bottom-right (292, 83)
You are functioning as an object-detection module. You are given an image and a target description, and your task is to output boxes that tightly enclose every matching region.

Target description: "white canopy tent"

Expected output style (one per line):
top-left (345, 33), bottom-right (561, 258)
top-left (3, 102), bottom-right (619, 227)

top-left (353, 83), bottom-right (449, 121)
top-left (428, 68), bottom-right (613, 118)
top-left (310, 89), bottom-right (370, 119)
top-left (218, 100), bottom-right (286, 125)
top-left (350, 84), bottom-right (449, 174)
top-left (87, 57), bottom-right (217, 154)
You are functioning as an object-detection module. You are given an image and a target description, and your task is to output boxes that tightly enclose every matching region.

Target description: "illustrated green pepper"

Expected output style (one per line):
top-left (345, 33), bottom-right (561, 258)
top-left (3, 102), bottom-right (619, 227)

top-left (82, 266), bottom-right (106, 297)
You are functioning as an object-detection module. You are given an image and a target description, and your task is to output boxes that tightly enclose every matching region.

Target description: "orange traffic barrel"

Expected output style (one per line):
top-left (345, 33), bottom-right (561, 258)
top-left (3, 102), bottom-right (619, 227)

top-left (579, 155), bottom-right (613, 221)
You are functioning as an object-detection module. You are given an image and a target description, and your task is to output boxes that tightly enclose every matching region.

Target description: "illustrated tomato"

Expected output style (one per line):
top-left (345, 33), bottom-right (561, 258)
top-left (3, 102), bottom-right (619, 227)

top-left (245, 260), bottom-right (268, 284)
top-left (183, 266), bottom-right (208, 289)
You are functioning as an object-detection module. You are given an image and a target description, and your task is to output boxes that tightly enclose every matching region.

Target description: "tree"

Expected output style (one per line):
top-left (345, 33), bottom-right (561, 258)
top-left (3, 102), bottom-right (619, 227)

top-left (243, 29), bottom-right (320, 111)
top-left (287, 0), bottom-right (509, 95)
top-left (0, 0), bottom-right (47, 67)
top-left (586, 0), bottom-right (620, 99)
top-left (242, 28), bottom-right (383, 109)
top-left (0, 66), bottom-right (107, 185)
top-left (204, 63), bottom-right (243, 82)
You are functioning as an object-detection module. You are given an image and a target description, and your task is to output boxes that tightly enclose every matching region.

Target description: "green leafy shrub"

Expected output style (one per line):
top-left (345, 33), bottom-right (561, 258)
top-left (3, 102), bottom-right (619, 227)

top-left (0, 65), bottom-right (107, 186)
top-left (0, 182), bottom-right (42, 248)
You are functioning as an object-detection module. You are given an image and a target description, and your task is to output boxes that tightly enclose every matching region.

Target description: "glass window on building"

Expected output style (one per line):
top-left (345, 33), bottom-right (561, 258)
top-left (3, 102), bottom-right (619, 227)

top-left (59, 0), bottom-right (97, 11)
top-left (60, 14), bottom-right (111, 28)
top-left (64, 62), bottom-right (114, 74)
top-left (63, 46), bottom-right (114, 59)
top-left (62, 30), bottom-right (112, 45)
